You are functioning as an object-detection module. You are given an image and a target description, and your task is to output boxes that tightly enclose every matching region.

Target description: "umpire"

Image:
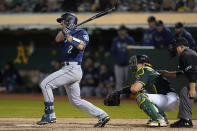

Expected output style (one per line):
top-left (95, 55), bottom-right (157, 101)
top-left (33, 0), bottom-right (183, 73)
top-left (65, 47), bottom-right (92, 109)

top-left (160, 37), bottom-right (197, 128)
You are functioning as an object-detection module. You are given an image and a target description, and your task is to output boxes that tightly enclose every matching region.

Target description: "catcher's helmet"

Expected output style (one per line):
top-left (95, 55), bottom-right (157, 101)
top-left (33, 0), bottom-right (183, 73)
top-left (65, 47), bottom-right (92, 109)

top-left (56, 12), bottom-right (78, 25)
top-left (129, 54), bottom-right (150, 73)
top-left (168, 37), bottom-right (189, 57)
top-left (136, 55), bottom-right (150, 64)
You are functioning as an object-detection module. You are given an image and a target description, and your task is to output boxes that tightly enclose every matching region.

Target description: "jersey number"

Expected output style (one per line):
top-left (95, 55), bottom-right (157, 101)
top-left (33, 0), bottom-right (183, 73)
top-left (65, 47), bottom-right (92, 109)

top-left (68, 45), bottom-right (73, 54)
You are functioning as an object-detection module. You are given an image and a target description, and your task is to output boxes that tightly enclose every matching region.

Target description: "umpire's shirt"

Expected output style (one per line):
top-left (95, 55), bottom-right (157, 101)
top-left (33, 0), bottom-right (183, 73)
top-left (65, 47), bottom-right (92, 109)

top-left (178, 48), bottom-right (197, 85)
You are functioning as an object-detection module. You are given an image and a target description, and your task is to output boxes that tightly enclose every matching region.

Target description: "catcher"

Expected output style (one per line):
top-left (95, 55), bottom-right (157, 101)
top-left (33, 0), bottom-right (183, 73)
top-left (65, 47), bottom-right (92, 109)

top-left (105, 54), bottom-right (179, 127)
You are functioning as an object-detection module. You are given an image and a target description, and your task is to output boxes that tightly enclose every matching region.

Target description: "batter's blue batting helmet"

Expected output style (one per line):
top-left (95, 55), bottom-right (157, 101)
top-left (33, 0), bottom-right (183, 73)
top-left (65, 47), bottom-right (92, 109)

top-left (56, 12), bottom-right (78, 25)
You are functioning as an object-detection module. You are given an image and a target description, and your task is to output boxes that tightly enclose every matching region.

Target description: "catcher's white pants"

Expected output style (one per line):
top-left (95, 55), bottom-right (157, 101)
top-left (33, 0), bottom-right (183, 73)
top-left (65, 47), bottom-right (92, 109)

top-left (147, 92), bottom-right (179, 112)
top-left (40, 62), bottom-right (108, 118)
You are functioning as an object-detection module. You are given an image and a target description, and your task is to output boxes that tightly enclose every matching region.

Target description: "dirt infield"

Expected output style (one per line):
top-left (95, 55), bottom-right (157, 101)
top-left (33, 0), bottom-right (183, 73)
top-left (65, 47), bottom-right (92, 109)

top-left (0, 118), bottom-right (196, 131)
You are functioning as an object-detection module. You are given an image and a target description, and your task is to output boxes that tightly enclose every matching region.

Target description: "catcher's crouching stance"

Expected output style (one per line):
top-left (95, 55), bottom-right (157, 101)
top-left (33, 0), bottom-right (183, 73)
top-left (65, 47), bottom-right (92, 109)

top-left (105, 55), bottom-right (179, 127)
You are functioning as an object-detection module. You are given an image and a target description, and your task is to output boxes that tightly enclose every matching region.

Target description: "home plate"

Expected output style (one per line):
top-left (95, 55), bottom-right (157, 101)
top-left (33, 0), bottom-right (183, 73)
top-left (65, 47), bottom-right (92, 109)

top-left (15, 124), bottom-right (35, 127)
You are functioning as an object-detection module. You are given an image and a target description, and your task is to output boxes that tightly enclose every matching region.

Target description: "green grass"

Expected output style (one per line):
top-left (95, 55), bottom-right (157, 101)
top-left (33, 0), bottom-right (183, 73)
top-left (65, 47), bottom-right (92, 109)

top-left (0, 99), bottom-right (197, 119)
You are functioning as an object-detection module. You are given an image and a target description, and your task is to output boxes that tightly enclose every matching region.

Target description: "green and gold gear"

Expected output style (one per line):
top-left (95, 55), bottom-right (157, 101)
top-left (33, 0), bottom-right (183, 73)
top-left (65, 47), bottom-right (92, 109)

top-left (136, 92), bottom-right (163, 121)
top-left (135, 66), bottom-right (174, 94)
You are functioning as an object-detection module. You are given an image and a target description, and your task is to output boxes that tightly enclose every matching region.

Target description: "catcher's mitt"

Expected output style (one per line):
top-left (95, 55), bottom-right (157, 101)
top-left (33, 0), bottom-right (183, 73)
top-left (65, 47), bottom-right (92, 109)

top-left (104, 92), bottom-right (120, 106)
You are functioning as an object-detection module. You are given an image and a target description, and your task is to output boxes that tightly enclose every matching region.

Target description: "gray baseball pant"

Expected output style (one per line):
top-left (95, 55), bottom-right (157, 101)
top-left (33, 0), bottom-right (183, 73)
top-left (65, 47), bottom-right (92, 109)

top-left (40, 63), bottom-right (108, 119)
top-left (178, 81), bottom-right (197, 120)
top-left (114, 64), bottom-right (129, 91)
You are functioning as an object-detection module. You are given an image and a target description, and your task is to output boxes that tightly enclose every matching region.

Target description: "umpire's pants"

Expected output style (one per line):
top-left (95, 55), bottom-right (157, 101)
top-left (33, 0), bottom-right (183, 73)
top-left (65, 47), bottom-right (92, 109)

top-left (178, 81), bottom-right (197, 120)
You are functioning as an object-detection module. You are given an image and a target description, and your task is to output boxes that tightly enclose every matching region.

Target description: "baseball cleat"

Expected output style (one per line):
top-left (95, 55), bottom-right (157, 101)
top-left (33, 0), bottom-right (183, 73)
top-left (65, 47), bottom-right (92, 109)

top-left (147, 118), bottom-right (169, 125)
top-left (161, 112), bottom-right (169, 125)
top-left (148, 119), bottom-right (167, 127)
top-left (94, 116), bottom-right (110, 127)
top-left (147, 119), bottom-right (153, 124)
top-left (163, 115), bottom-right (169, 125)
top-left (170, 119), bottom-right (193, 128)
top-left (37, 113), bottom-right (56, 125)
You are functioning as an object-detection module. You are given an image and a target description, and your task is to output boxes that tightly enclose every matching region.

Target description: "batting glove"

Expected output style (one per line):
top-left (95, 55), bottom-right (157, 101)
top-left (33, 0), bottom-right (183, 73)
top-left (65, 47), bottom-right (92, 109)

top-left (62, 23), bottom-right (76, 37)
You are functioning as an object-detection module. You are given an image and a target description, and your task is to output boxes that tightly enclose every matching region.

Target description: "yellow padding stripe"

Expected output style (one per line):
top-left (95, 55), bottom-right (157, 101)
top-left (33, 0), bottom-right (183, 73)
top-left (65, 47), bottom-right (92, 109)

top-left (136, 81), bottom-right (146, 86)
top-left (144, 63), bottom-right (152, 67)
top-left (152, 121), bottom-right (159, 123)
top-left (136, 65), bottom-right (153, 78)
top-left (136, 67), bottom-right (144, 78)
top-left (153, 84), bottom-right (158, 94)
top-left (137, 93), bottom-right (149, 108)
top-left (137, 66), bottom-right (143, 72)
top-left (139, 98), bottom-right (146, 108)
top-left (136, 93), bottom-right (141, 98)
top-left (157, 119), bottom-right (164, 120)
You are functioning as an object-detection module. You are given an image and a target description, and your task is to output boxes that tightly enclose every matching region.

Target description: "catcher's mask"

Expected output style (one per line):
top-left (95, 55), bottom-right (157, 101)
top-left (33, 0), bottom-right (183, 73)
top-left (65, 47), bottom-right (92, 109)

top-left (56, 12), bottom-right (78, 26)
top-left (129, 54), bottom-right (151, 73)
top-left (168, 37), bottom-right (189, 57)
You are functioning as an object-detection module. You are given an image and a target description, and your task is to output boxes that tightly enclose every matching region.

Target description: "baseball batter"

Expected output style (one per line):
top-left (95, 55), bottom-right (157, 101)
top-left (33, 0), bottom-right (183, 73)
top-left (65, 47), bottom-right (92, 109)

top-left (37, 12), bottom-right (110, 127)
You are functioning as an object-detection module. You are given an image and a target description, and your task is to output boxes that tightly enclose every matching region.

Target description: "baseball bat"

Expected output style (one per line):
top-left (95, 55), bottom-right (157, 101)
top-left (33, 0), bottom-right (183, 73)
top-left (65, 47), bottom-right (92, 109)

top-left (76, 6), bottom-right (116, 27)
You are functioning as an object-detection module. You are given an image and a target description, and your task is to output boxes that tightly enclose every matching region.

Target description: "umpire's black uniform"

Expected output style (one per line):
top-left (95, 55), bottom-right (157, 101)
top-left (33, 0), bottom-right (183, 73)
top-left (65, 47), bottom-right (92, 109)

top-left (172, 48), bottom-right (197, 127)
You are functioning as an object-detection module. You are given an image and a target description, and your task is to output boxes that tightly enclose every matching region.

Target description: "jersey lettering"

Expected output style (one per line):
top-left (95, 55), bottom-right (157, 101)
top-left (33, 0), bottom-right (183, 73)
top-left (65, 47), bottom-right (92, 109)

top-left (83, 35), bottom-right (89, 41)
top-left (68, 45), bottom-right (73, 54)
top-left (185, 65), bottom-right (192, 72)
top-left (61, 29), bottom-right (89, 62)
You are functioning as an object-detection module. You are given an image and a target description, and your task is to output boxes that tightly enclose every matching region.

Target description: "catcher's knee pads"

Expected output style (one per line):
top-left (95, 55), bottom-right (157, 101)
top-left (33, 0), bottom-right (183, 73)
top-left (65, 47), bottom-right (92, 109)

top-left (136, 93), bottom-right (163, 121)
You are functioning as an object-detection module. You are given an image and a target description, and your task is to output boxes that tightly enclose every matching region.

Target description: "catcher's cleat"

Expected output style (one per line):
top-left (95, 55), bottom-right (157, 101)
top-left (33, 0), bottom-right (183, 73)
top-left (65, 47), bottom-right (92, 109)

top-left (94, 116), bottom-right (110, 127)
top-left (163, 115), bottom-right (169, 125)
top-left (147, 119), bottom-right (153, 124)
top-left (147, 118), bottom-right (169, 125)
top-left (37, 113), bottom-right (56, 125)
top-left (148, 119), bottom-right (167, 127)
top-left (170, 119), bottom-right (193, 128)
